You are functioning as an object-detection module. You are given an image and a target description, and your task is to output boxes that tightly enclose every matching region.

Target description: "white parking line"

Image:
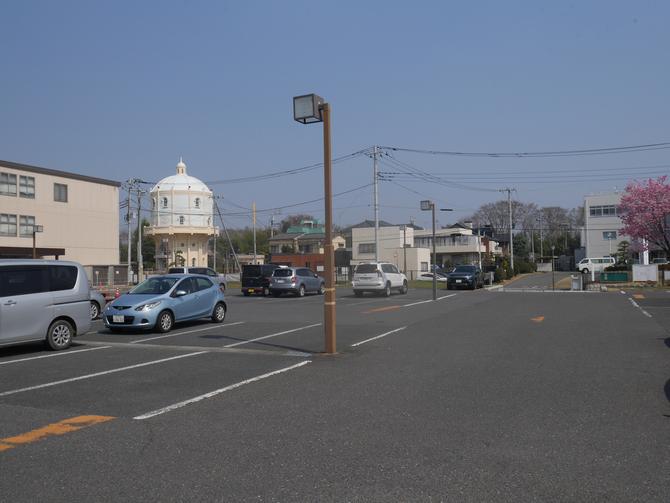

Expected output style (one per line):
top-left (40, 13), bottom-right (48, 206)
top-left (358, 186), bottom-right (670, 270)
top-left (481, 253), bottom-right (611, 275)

top-left (130, 322), bottom-right (246, 344)
top-left (0, 351), bottom-right (208, 397)
top-left (401, 293), bottom-right (456, 307)
top-left (134, 360), bottom-right (312, 420)
top-left (628, 297), bottom-right (653, 318)
top-left (0, 346), bottom-right (111, 366)
top-left (223, 323), bottom-right (322, 348)
top-left (437, 293), bottom-right (457, 301)
top-left (351, 326), bottom-right (407, 347)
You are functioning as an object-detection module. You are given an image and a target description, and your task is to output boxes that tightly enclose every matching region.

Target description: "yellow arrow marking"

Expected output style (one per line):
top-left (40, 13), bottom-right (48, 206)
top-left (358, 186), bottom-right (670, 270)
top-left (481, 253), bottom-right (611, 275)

top-left (531, 316), bottom-right (545, 323)
top-left (0, 415), bottom-right (114, 453)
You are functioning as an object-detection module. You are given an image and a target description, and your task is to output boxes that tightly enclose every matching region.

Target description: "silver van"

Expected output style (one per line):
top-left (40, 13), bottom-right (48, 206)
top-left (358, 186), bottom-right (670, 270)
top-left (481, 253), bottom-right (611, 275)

top-left (0, 260), bottom-right (91, 350)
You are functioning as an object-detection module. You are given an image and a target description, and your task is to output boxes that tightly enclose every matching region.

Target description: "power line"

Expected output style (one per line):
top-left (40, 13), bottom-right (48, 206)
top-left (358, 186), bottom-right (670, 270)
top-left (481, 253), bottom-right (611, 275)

top-left (380, 142), bottom-right (670, 158)
top-left (203, 149), bottom-right (370, 185)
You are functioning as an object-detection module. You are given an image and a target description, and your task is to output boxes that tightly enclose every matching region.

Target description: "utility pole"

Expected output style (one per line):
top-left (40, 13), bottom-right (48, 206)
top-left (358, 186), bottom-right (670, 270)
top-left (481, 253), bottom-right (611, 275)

top-left (403, 225), bottom-right (407, 274)
top-left (530, 223), bottom-right (535, 262)
top-left (252, 201), bottom-right (257, 264)
top-left (500, 188), bottom-right (516, 273)
top-left (537, 216), bottom-right (544, 259)
top-left (477, 227), bottom-right (482, 269)
top-left (373, 145), bottom-right (380, 262)
top-left (137, 187), bottom-right (144, 282)
top-left (126, 184), bottom-right (133, 283)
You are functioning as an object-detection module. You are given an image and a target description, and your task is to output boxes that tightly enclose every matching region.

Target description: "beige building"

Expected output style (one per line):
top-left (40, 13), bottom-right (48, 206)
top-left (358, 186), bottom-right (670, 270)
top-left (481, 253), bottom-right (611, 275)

top-left (0, 159), bottom-right (120, 264)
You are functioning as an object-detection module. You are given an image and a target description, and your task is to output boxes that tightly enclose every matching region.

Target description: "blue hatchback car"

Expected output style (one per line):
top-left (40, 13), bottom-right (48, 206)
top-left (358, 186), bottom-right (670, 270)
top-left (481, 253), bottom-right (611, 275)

top-left (103, 274), bottom-right (227, 333)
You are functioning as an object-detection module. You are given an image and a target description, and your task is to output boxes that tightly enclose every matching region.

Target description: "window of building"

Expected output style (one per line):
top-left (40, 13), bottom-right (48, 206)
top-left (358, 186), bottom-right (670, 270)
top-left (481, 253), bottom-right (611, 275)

top-left (270, 245), bottom-right (279, 253)
top-left (589, 205), bottom-right (618, 217)
top-left (358, 243), bottom-right (376, 254)
top-left (19, 176), bottom-right (35, 198)
top-left (0, 173), bottom-right (17, 196)
top-left (194, 198), bottom-right (200, 209)
top-left (162, 197), bottom-right (168, 208)
top-left (420, 262), bottom-right (429, 272)
top-left (192, 258), bottom-right (196, 267)
top-left (179, 216), bottom-right (185, 225)
top-left (54, 183), bottom-right (68, 202)
top-left (19, 215), bottom-right (35, 237)
top-left (0, 214), bottom-right (17, 236)
top-left (602, 231), bottom-right (617, 240)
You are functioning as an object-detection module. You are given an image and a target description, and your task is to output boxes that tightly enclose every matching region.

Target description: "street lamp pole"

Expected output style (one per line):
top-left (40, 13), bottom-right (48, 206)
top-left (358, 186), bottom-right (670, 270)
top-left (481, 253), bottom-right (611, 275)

top-left (321, 102), bottom-right (336, 354)
top-left (293, 94), bottom-right (336, 354)
top-left (551, 245), bottom-right (556, 291)
top-left (32, 225), bottom-right (43, 259)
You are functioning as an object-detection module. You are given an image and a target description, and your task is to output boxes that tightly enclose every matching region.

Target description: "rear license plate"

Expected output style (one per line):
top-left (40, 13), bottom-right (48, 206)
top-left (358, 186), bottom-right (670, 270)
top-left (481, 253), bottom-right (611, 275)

top-left (276, 279), bottom-right (285, 283)
top-left (455, 279), bottom-right (462, 283)
top-left (112, 315), bottom-right (124, 323)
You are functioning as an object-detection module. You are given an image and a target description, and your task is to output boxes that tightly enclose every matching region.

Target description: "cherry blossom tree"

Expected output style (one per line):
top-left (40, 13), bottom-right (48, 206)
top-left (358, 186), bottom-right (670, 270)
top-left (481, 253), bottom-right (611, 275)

top-left (619, 176), bottom-right (670, 255)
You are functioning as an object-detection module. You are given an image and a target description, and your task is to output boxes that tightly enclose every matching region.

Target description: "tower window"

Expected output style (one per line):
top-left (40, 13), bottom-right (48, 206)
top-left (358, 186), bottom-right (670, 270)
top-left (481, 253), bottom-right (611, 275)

top-left (194, 198), bottom-right (200, 209)
top-left (179, 216), bottom-right (185, 225)
top-left (162, 197), bottom-right (168, 208)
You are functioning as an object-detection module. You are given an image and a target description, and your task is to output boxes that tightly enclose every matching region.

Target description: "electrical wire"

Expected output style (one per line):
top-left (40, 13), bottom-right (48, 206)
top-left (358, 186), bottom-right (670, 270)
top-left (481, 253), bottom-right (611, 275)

top-left (203, 149), bottom-right (370, 185)
top-left (380, 142), bottom-right (670, 158)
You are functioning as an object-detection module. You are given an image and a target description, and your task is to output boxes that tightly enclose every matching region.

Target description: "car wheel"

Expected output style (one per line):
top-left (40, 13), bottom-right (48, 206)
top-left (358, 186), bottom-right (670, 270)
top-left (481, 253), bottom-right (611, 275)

top-left (318, 283), bottom-right (325, 295)
top-left (354, 290), bottom-right (364, 297)
top-left (211, 302), bottom-right (226, 323)
top-left (582, 268), bottom-right (589, 275)
top-left (155, 310), bottom-right (173, 333)
top-left (400, 281), bottom-right (408, 294)
top-left (384, 282), bottom-right (391, 297)
top-left (298, 284), bottom-right (305, 297)
top-left (446, 284), bottom-right (452, 290)
top-left (263, 287), bottom-right (269, 297)
top-left (46, 319), bottom-right (73, 350)
top-left (90, 301), bottom-right (100, 320)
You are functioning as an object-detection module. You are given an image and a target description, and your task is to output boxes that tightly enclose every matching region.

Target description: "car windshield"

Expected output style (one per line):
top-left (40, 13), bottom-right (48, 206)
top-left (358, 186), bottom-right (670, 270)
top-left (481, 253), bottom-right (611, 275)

top-left (453, 266), bottom-right (476, 273)
top-left (273, 269), bottom-right (293, 277)
top-left (130, 277), bottom-right (178, 295)
top-left (355, 264), bottom-right (378, 274)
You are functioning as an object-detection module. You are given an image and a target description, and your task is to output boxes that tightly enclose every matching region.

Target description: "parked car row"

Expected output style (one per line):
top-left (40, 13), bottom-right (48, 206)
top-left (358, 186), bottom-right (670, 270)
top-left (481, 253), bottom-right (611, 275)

top-left (0, 259), bottom-right (229, 351)
top-left (240, 264), bottom-right (325, 298)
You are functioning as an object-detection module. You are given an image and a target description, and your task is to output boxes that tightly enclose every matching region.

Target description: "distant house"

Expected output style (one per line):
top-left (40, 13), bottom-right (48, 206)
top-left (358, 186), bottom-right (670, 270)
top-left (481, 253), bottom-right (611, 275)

top-left (268, 219), bottom-right (345, 270)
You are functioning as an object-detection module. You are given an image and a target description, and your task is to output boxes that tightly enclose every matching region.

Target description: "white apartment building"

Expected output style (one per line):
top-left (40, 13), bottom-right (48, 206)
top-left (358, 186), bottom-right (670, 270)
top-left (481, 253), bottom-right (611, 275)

top-left (413, 224), bottom-right (501, 266)
top-left (0, 159), bottom-right (120, 264)
top-left (583, 192), bottom-right (624, 258)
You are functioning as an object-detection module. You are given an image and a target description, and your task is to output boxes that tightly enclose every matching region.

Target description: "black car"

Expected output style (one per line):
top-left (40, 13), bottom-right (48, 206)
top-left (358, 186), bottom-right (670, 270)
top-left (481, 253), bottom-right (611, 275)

top-left (446, 265), bottom-right (484, 290)
top-left (241, 264), bottom-right (281, 296)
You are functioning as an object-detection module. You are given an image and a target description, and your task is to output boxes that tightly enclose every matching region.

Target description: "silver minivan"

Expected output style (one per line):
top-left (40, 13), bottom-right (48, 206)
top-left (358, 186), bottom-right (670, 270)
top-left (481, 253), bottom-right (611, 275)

top-left (0, 260), bottom-right (91, 350)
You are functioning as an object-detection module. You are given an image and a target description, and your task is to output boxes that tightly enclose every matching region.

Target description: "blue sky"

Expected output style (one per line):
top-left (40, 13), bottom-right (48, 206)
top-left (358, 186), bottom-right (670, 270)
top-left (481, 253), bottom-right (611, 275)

top-left (1, 0), bottom-right (669, 230)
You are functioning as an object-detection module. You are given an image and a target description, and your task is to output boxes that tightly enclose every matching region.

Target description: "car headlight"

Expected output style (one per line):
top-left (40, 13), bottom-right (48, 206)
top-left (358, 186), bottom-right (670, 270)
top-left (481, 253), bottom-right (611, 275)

top-left (135, 301), bottom-right (162, 312)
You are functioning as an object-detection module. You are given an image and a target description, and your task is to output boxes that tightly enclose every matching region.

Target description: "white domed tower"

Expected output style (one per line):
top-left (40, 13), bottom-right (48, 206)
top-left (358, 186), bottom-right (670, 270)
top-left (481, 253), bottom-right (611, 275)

top-left (146, 158), bottom-right (216, 271)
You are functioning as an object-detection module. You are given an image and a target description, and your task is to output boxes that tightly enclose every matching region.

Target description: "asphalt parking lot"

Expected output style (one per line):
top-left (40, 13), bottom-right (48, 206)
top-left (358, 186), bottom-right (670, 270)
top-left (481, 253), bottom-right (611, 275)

top-left (2, 280), bottom-right (669, 501)
top-left (0, 287), bottom-right (471, 423)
